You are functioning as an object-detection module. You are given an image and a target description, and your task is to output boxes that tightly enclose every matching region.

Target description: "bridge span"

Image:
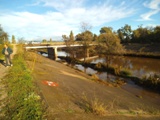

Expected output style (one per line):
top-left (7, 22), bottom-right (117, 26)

top-left (25, 44), bottom-right (84, 60)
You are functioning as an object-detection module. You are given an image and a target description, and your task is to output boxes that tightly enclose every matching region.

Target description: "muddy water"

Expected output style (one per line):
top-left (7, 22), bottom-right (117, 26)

top-left (90, 56), bottom-right (160, 78)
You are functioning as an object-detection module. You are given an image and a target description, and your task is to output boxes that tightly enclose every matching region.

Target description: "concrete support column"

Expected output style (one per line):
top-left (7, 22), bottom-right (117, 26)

top-left (47, 47), bottom-right (57, 60)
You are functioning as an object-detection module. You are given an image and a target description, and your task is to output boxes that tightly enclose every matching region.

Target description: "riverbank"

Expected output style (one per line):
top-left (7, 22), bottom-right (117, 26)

top-left (123, 43), bottom-right (160, 59)
top-left (123, 43), bottom-right (160, 54)
top-left (26, 51), bottom-right (160, 120)
top-left (0, 44), bottom-right (17, 119)
top-left (0, 45), bottom-right (44, 120)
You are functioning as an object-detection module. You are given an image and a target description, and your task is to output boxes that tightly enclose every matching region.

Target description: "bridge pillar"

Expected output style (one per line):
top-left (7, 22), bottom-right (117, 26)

top-left (47, 47), bottom-right (57, 60)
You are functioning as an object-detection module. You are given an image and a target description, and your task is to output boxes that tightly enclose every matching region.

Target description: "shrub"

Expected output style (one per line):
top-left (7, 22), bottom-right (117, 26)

top-left (120, 69), bottom-right (132, 77)
top-left (141, 74), bottom-right (160, 91)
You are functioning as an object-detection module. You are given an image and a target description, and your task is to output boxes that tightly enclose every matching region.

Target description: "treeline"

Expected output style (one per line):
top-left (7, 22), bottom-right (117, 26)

top-left (117, 24), bottom-right (160, 43)
top-left (74, 24), bottom-right (160, 44)
top-left (0, 25), bottom-right (16, 44)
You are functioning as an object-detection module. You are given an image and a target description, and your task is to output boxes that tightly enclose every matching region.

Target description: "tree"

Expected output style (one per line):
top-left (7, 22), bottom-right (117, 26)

top-left (69, 30), bottom-right (74, 41)
top-left (62, 31), bottom-right (76, 59)
top-left (93, 34), bottom-right (98, 41)
top-left (132, 25), bottom-right (152, 43)
top-left (97, 27), bottom-right (124, 67)
top-left (42, 39), bottom-right (47, 43)
top-left (18, 37), bottom-right (25, 44)
top-left (49, 38), bottom-right (52, 43)
top-left (0, 25), bottom-right (9, 44)
top-left (12, 35), bottom-right (16, 44)
top-left (78, 22), bottom-right (93, 62)
top-left (153, 26), bottom-right (160, 42)
top-left (117, 24), bottom-right (132, 43)
top-left (100, 27), bottom-right (113, 34)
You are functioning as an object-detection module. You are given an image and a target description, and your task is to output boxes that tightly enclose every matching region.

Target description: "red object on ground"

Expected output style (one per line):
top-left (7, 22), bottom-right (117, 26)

top-left (42, 80), bottom-right (58, 87)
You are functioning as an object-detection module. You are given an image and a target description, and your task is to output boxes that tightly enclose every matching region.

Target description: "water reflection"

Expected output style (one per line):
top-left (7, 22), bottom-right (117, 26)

top-left (90, 56), bottom-right (160, 78)
top-left (40, 51), bottom-right (160, 79)
top-left (75, 64), bottom-right (119, 82)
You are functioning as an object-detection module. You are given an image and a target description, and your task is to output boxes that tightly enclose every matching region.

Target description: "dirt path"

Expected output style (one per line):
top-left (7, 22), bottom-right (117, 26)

top-left (0, 44), bottom-right (17, 117)
top-left (26, 52), bottom-right (160, 120)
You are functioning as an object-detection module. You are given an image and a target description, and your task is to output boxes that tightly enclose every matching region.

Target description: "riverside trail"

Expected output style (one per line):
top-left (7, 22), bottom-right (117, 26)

top-left (0, 44), bottom-right (17, 118)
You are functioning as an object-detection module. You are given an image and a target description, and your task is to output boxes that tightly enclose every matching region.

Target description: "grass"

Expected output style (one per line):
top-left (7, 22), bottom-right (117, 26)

top-left (124, 51), bottom-right (160, 59)
top-left (77, 93), bottom-right (160, 116)
top-left (2, 44), bottom-right (44, 120)
top-left (78, 93), bottom-right (107, 116)
top-left (0, 44), bottom-right (4, 59)
top-left (91, 98), bottom-right (107, 116)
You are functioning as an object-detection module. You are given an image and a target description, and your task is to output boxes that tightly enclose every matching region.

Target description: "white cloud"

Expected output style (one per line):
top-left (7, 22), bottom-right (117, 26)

top-left (40, 0), bottom-right (85, 11)
top-left (139, 0), bottom-right (160, 21)
top-left (0, 0), bottom-right (136, 40)
top-left (139, 9), bottom-right (159, 21)
top-left (143, 0), bottom-right (160, 9)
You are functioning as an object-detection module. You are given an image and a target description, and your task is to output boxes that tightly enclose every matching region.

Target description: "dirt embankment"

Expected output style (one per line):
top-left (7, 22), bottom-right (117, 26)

top-left (26, 52), bottom-right (160, 120)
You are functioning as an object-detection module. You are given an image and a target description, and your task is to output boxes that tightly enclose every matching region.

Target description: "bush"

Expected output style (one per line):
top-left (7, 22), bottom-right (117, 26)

top-left (0, 44), bottom-right (4, 59)
top-left (119, 69), bottom-right (132, 77)
top-left (141, 74), bottom-right (160, 92)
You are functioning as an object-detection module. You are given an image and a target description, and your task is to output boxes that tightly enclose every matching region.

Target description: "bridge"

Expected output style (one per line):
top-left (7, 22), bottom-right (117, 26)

top-left (25, 44), bottom-right (87, 60)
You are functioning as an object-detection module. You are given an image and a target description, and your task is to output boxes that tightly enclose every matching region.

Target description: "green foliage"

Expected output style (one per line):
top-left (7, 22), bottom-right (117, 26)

top-left (12, 35), bottom-right (16, 44)
top-left (117, 24), bottom-right (132, 43)
top-left (4, 45), bottom-right (43, 120)
top-left (62, 31), bottom-right (76, 58)
top-left (100, 27), bottom-right (113, 34)
top-left (97, 28), bottom-right (125, 67)
top-left (97, 28), bottom-right (125, 55)
top-left (119, 69), bottom-right (132, 77)
top-left (69, 30), bottom-right (74, 41)
top-left (0, 25), bottom-right (9, 44)
top-left (140, 74), bottom-right (160, 92)
top-left (0, 44), bottom-right (3, 58)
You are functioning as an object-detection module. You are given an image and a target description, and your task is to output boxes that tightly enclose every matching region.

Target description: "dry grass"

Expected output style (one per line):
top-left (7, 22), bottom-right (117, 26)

top-left (78, 93), bottom-right (108, 116)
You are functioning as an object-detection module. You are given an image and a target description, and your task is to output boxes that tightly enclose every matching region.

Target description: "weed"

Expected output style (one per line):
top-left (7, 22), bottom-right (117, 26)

top-left (91, 98), bottom-right (107, 116)
top-left (78, 93), bottom-right (107, 116)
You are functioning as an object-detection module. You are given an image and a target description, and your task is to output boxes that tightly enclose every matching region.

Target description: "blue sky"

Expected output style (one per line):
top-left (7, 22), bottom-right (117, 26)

top-left (0, 0), bottom-right (160, 41)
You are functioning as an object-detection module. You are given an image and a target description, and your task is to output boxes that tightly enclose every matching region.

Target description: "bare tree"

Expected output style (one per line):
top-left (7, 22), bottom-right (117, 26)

top-left (79, 22), bottom-right (93, 62)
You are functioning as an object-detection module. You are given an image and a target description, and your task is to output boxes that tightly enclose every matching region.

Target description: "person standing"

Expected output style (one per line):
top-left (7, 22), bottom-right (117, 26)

top-left (2, 44), bottom-right (13, 67)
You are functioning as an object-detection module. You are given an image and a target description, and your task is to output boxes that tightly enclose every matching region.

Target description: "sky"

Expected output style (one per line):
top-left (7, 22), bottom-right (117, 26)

top-left (0, 0), bottom-right (160, 41)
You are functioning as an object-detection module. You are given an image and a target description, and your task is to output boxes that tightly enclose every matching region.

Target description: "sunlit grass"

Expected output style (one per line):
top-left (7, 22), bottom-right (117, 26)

top-left (3, 44), bottom-right (44, 120)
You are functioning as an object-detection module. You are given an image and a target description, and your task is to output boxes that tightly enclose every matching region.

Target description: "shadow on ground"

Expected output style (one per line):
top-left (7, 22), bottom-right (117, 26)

top-left (0, 59), bottom-right (5, 67)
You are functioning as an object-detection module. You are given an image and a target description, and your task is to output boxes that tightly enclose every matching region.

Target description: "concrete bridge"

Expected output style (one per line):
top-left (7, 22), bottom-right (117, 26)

top-left (25, 44), bottom-right (87, 60)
